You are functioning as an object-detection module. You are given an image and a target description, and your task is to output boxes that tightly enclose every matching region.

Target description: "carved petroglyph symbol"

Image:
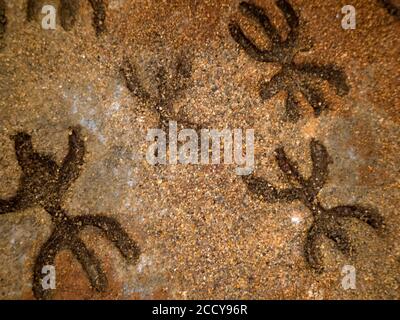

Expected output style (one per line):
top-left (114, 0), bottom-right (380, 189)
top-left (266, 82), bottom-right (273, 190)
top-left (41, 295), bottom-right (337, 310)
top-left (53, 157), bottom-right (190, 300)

top-left (243, 139), bottom-right (383, 272)
top-left (229, 1), bottom-right (350, 121)
top-left (120, 52), bottom-right (201, 133)
top-left (121, 52), bottom-right (207, 162)
top-left (0, 126), bottom-right (140, 299)
top-left (27, 0), bottom-right (107, 35)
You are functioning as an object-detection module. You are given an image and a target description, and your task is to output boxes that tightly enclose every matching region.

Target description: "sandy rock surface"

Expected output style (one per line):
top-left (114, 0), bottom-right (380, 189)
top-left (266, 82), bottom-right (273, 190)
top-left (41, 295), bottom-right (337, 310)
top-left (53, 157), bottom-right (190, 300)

top-left (0, 0), bottom-right (399, 299)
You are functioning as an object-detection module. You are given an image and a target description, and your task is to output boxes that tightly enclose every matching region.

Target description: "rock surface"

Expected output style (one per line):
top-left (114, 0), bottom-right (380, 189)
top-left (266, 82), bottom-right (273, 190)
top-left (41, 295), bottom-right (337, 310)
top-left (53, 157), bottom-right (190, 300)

top-left (0, 0), bottom-right (399, 299)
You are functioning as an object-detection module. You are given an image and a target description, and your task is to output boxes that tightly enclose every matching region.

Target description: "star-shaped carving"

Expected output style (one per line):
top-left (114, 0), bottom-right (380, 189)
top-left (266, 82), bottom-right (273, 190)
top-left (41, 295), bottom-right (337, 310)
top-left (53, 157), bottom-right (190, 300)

top-left (229, 1), bottom-right (350, 121)
top-left (243, 139), bottom-right (383, 272)
top-left (0, 126), bottom-right (140, 299)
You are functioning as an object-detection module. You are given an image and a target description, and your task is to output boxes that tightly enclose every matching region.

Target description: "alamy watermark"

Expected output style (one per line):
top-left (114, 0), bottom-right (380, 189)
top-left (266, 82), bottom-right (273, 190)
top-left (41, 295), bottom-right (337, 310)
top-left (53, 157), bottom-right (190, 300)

top-left (341, 264), bottom-right (356, 290)
top-left (146, 121), bottom-right (254, 175)
top-left (41, 5), bottom-right (56, 30)
top-left (41, 265), bottom-right (56, 290)
top-left (341, 5), bottom-right (356, 30)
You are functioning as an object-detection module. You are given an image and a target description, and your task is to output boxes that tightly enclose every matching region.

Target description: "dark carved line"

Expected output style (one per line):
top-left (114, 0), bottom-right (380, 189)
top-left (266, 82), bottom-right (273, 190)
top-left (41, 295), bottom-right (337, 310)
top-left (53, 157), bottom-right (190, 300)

top-left (378, 0), bottom-right (400, 19)
top-left (59, 0), bottom-right (80, 31)
top-left (0, 0), bottom-right (7, 48)
top-left (88, 0), bottom-right (107, 35)
top-left (26, 0), bottom-right (38, 22)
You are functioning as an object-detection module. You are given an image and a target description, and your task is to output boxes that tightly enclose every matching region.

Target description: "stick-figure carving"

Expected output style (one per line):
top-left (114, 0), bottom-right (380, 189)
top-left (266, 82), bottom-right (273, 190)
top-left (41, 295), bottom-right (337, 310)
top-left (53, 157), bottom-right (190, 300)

top-left (229, 1), bottom-right (350, 121)
top-left (0, 0), bottom-right (6, 48)
top-left (0, 126), bottom-right (140, 299)
top-left (120, 53), bottom-right (202, 133)
top-left (243, 139), bottom-right (383, 272)
top-left (27, 0), bottom-right (106, 35)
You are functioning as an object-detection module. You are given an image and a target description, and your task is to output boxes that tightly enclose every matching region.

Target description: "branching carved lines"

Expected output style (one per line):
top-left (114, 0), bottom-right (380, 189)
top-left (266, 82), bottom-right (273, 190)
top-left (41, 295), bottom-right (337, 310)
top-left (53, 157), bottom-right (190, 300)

top-left (0, 127), bottom-right (140, 299)
top-left (27, 0), bottom-right (107, 35)
top-left (243, 139), bottom-right (383, 272)
top-left (120, 53), bottom-right (201, 132)
top-left (229, 1), bottom-right (350, 121)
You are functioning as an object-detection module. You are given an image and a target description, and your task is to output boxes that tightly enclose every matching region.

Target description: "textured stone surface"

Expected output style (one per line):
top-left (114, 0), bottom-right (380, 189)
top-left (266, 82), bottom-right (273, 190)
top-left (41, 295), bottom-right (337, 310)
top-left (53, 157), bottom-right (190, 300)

top-left (0, 0), bottom-right (399, 299)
